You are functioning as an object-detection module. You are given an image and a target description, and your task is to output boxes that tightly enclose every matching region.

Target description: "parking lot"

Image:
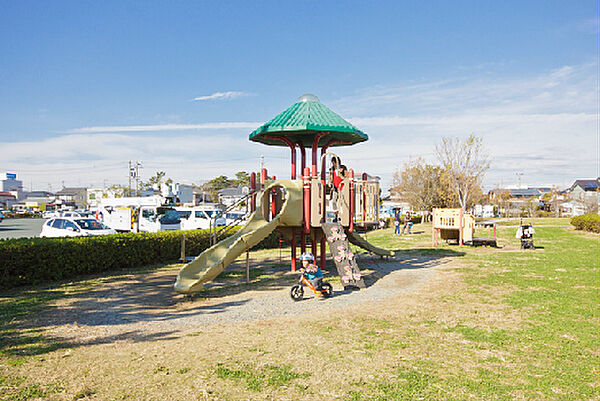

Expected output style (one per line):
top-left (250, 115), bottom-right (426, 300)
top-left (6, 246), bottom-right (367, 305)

top-left (0, 218), bottom-right (45, 239)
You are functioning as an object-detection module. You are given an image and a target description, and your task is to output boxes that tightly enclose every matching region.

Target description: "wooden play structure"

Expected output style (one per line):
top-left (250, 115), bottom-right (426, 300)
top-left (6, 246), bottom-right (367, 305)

top-left (432, 208), bottom-right (497, 247)
top-left (174, 94), bottom-right (393, 293)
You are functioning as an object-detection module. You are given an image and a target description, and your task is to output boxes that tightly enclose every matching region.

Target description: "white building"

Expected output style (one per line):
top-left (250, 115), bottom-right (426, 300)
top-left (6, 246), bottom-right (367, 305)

top-left (218, 186), bottom-right (249, 208)
top-left (1, 172), bottom-right (23, 200)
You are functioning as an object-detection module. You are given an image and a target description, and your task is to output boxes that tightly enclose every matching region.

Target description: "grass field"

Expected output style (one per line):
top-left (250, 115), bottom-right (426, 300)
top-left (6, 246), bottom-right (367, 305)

top-left (1, 218), bottom-right (598, 400)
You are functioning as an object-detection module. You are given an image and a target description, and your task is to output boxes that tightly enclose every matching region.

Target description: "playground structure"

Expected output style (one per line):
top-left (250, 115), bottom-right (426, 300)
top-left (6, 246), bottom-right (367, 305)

top-left (174, 94), bottom-right (393, 294)
top-left (432, 208), bottom-right (497, 247)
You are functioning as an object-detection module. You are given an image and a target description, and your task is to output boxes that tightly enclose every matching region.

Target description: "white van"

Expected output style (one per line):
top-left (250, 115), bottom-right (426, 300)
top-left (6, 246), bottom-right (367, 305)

top-left (175, 206), bottom-right (226, 230)
top-left (97, 196), bottom-right (180, 232)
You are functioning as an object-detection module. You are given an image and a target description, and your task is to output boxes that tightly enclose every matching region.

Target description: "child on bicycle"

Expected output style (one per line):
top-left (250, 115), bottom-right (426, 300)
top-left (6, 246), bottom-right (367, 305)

top-left (300, 252), bottom-right (323, 295)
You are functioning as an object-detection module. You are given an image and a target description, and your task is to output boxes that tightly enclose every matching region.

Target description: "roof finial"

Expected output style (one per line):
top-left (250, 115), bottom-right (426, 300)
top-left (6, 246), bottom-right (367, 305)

top-left (298, 94), bottom-right (320, 103)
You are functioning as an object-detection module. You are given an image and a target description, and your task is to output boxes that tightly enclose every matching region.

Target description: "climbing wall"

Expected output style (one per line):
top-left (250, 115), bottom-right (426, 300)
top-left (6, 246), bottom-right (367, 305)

top-left (321, 222), bottom-right (366, 289)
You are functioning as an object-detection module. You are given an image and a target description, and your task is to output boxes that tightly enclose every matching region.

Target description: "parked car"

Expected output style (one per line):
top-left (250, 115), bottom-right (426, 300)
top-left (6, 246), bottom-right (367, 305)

top-left (0, 210), bottom-right (4, 223)
top-left (175, 206), bottom-right (226, 230)
top-left (60, 211), bottom-right (83, 218)
top-left (225, 211), bottom-right (249, 226)
top-left (40, 218), bottom-right (117, 238)
top-left (42, 210), bottom-right (60, 219)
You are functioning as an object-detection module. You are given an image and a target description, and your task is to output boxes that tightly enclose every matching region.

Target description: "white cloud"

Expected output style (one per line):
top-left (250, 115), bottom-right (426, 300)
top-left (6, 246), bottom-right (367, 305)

top-left (0, 131), bottom-right (291, 190)
top-left (331, 62), bottom-right (599, 190)
top-left (2, 63), bottom-right (597, 193)
top-left (69, 122), bottom-right (260, 134)
top-left (193, 91), bottom-right (250, 101)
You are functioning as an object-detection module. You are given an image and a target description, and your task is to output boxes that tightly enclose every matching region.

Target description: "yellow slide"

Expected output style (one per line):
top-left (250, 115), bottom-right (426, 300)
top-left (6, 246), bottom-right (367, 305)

top-left (174, 180), bottom-right (303, 294)
top-left (347, 230), bottom-right (395, 257)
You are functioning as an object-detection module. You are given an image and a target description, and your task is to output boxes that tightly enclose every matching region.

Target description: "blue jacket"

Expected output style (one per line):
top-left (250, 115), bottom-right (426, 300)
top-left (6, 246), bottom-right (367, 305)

top-left (305, 263), bottom-right (323, 280)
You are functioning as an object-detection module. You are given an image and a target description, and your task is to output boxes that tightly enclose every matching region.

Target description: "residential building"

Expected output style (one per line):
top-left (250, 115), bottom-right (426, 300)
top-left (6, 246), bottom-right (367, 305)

top-left (567, 178), bottom-right (600, 202)
top-left (560, 201), bottom-right (586, 217)
top-left (55, 187), bottom-right (88, 209)
top-left (218, 186), bottom-right (249, 207)
top-left (0, 191), bottom-right (17, 209)
top-left (86, 188), bottom-right (122, 209)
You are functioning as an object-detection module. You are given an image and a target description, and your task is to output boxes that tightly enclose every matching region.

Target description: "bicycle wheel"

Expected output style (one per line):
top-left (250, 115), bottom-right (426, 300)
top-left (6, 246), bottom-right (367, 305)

top-left (290, 285), bottom-right (304, 301)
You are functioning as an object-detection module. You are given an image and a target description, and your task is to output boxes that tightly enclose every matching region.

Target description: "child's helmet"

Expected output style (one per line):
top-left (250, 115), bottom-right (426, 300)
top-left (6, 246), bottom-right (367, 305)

top-left (300, 252), bottom-right (315, 261)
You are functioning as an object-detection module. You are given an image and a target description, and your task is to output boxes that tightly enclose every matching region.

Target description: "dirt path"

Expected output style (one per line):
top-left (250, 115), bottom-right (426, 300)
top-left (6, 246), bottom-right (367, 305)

top-left (34, 252), bottom-right (456, 344)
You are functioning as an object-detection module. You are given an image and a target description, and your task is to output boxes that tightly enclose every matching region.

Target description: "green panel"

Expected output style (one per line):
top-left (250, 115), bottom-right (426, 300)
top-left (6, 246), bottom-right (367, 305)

top-left (249, 94), bottom-right (368, 147)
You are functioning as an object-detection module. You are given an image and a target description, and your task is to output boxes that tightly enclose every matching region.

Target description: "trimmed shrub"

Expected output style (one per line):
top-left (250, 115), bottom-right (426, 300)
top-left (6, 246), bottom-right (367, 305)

top-left (0, 229), bottom-right (282, 289)
top-left (570, 214), bottom-right (600, 233)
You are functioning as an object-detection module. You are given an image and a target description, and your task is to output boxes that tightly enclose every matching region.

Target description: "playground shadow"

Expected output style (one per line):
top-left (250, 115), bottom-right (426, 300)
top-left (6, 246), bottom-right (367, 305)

top-left (1, 326), bottom-right (180, 358)
top-left (8, 257), bottom-right (294, 337)
top-left (354, 248), bottom-right (466, 288)
top-left (4, 248), bottom-right (465, 354)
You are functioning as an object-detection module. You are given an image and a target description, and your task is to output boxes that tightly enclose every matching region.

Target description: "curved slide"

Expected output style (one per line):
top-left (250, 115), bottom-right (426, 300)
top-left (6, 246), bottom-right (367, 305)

top-left (174, 180), bottom-right (303, 294)
top-left (347, 230), bottom-right (395, 257)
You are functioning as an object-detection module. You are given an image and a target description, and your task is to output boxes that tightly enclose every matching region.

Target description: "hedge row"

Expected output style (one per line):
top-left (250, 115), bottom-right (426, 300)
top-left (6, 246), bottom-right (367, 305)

top-left (570, 214), bottom-right (600, 233)
top-left (0, 229), bottom-right (281, 289)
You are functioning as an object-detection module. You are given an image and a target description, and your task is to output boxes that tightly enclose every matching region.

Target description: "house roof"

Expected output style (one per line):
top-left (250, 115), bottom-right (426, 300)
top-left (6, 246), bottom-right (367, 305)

top-left (249, 94), bottom-right (368, 147)
top-left (570, 178), bottom-right (600, 192)
top-left (55, 187), bottom-right (87, 195)
top-left (509, 188), bottom-right (541, 197)
top-left (489, 188), bottom-right (542, 197)
top-left (218, 186), bottom-right (246, 196)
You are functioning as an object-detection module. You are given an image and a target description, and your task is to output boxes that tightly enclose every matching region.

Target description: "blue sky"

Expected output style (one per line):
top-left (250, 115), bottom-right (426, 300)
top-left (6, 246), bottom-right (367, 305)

top-left (0, 1), bottom-right (598, 192)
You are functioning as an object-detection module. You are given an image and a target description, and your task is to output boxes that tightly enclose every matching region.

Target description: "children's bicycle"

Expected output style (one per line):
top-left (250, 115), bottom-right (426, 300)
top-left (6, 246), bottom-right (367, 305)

top-left (290, 271), bottom-right (333, 301)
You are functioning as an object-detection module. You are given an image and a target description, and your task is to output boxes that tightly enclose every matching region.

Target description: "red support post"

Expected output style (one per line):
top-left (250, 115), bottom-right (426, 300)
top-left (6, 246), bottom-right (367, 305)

top-left (290, 227), bottom-right (296, 271)
top-left (250, 172), bottom-right (256, 212)
top-left (349, 169), bottom-right (354, 233)
top-left (311, 133), bottom-right (326, 177)
top-left (271, 175), bottom-right (276, 219)
top-left (493, 223), bottom-right (496, 240)
top-left (362, 172), bottom-right (367, 223)
top-left (302, 167), bottom-right (311, 235)
top-left (297, 142), bottom-right (306, 176)
top-left (320, 236), bottom-right (326, 270)
top-left (320, 149), bottom-right (328, 223)
top-left (261, 168), bottom-right (267, 189)
top-left (263, 135), bottom-right (296, 179)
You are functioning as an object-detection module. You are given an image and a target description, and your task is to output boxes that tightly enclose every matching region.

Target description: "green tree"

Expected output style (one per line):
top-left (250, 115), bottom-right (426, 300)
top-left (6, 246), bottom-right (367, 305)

top-left (233, 171), bottom-right (250, 187)
top-left (142, 171), bottom-right (172, 190)
top-left (202, 175), bottom-right (233, 202)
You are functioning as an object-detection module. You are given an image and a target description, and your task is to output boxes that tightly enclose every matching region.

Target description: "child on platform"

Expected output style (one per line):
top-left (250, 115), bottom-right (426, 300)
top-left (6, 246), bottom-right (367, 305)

top-left (300, 252), bottom-right (323, 296)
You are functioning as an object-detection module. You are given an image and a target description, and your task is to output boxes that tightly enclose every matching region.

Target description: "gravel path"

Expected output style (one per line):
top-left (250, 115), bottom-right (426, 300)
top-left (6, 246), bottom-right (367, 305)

top-left (37, 253), bottom-right (451, 341)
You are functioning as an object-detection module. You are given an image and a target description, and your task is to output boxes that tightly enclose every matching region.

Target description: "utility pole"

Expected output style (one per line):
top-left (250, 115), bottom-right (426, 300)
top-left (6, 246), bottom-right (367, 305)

top-left (516, 172), bottom-right (524, 188)
top-left (128, 160), bottom-right (132, 196)
top-left (135, 161), bottom-right (142, 196)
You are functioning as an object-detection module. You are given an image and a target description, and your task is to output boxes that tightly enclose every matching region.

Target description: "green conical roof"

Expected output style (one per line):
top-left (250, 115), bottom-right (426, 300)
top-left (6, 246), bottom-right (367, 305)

top-left (249, 94), bottom-right (368, 147)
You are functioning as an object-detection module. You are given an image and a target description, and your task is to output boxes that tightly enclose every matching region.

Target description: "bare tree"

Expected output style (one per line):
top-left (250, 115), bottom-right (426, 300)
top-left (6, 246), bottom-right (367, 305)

top-left (435, 135), bottom-right (490, 210)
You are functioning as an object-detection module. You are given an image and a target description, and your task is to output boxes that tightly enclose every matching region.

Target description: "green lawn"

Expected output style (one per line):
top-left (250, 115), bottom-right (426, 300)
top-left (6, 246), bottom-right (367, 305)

top-left (346, 219), bottom-right (600, 400)
top-left (0, 218), bottom-right (598, 400)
